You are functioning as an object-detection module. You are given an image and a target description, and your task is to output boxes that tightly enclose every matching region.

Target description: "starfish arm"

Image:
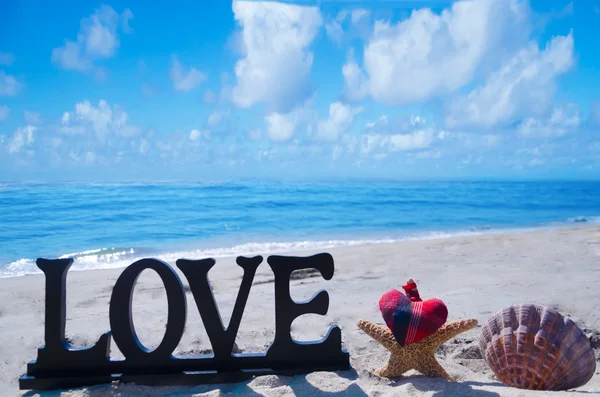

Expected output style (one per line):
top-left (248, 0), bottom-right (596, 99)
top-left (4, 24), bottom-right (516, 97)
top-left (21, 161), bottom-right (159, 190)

top-left (414, 354), bottom-right (454, 381)
top-left (426, 318), bottom-right (478, 349)
top-left (357, 320), bottom-right (400, 353)
top-left (376, 357), bottom-right (414, 378)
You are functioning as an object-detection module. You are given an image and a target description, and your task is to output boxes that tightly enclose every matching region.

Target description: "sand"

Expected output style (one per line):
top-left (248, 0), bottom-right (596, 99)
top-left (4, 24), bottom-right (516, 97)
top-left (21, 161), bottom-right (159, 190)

top-left (1, 225), bottom-right (599, 396)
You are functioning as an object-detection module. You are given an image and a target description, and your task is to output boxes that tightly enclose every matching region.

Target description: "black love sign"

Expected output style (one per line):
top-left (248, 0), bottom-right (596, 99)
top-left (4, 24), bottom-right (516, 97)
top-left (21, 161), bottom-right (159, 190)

top-left (19, 253), bottom-right (350, 390)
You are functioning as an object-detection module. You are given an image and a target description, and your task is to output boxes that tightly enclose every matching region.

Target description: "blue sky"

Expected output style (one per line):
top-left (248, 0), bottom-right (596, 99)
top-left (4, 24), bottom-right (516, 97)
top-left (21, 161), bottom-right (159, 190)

top-left (0, 0), bottom-right (599, 181)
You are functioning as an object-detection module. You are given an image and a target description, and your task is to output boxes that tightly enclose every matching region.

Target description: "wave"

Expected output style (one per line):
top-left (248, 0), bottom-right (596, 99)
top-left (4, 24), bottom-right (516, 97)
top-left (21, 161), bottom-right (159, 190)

top-left (2, 248), bottom-right (139, 278)
top-left (2, 238), bottom-right (403, 278)
top-left (2, 216), bottom-right (597, 278)
top-left (1, 230), bottom-right (487, 278)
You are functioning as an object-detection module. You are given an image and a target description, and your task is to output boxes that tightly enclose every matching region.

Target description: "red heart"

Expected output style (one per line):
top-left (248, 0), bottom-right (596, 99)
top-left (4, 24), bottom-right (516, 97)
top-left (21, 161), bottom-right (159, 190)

top-left (379, 289), bottom-right (448, 346)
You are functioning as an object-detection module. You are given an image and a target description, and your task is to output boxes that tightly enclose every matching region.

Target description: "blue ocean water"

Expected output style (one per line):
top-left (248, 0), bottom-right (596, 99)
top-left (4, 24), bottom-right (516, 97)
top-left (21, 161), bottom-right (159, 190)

top-left (0, 180), bottom-right (599, 277)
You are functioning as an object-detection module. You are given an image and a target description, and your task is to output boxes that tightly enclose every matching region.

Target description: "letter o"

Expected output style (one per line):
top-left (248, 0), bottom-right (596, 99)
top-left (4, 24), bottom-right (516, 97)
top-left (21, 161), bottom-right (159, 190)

top-left (109, 258), bottom-right (187, 362)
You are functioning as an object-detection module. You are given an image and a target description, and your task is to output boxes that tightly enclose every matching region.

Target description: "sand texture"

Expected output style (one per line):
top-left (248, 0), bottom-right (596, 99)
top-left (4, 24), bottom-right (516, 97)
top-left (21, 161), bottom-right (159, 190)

top-left (1, 226), bottom-right (599, 396)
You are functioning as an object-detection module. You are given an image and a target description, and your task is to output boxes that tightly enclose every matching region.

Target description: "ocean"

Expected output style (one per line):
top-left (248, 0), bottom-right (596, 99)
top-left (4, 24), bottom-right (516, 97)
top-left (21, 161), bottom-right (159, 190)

top-left (1, 180), bottom-right (599, 278)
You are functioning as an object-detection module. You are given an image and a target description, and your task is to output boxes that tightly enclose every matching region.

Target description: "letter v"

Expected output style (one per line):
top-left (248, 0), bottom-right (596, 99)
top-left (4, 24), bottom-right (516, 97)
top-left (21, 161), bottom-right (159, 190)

top-left (176, 256), bottom-right (261, 359)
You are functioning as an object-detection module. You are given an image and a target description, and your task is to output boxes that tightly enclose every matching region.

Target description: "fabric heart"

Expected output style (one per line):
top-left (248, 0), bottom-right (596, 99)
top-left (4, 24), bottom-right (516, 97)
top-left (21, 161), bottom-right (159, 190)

top-left (379, 289), bottom-right (448, 346)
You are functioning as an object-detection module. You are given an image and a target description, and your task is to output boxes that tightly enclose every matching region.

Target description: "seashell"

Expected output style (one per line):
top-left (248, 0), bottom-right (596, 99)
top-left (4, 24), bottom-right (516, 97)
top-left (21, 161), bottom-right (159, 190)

top-left (479, 304), bottom-right (596, 391)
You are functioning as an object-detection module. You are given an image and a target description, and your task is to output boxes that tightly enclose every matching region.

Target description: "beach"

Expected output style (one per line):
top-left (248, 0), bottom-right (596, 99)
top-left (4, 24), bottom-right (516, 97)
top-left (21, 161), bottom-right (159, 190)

top-left (1, 225), bottom-right (599, 396)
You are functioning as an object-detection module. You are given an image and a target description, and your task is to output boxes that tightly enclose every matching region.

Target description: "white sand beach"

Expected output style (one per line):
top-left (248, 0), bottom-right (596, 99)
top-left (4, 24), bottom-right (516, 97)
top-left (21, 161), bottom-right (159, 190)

top-left (1, 225), bottom-right (599, 396)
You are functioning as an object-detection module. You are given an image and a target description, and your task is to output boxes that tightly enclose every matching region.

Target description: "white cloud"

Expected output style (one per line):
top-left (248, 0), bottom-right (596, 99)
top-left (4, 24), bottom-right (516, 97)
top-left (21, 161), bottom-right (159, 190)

top-left (351, 9), bottom-right (370, 24)
top-left (316, 102), bottom-right (362, 141)
top-left (9, 125), bottom-right (36, 153)
top-left (446, 33), bottom-right (574, 128)
top-left (356, 113), bottom-right (439, 156)
top-left (139, 138), bottom-right (149, 154)
top-left (52, 41), bottom-right (93, 72)
top-left (0, 51), bottom-right (15, 66)
top-left (358, 114), bottom-right (436, 155)
top-left (231, 0), bottom-right (322, 113)
top-left (0, 105), bottom-right (9, 121)
top-left (0, 71), bottom-right (20, 96)
top-left (344, 0), bottom-right (531, 104)
top-left (263, 99), bottom-right (317, 142)
top-left (265, 112), bottom-right (296, 142)
top-left (170, 55), bottom-right (206, 92)
top-left (364, 113), bottom-right (428, 135)
top-left (517, 105), bottom-right (580, 138)
top-left (68, 150), bottom-right (97, 165)
top-left (342, 52), bottom-right (368, 100)
top-left (51, 6), bottom-right (133, 73)
top-left (61, 100), bottom-right (140, 139)
top-left (365, 115), bottom-right (388, 132)
top-left (122, 8), bottom-right (134, 33)
top-left (325, 8), bottom-right (370, 44)
top-left (389, 129), bottom-right (434, 151)
top-left (207, 110), bottom-right (230, 127)
top-left (410, 115), bottom-right (426, 127)
top-left (360, 134), bottom-right (387, 154)
top-left (24, 111), bottom-right (41, 125)
top-left (73, 100), bottom-right (112, 136)
top-left (359, 129), bottom-right (434, 154)
top-left (190, 129), bottom-right (209, 142)
top-left (325, 11), bottom-right (346, 44)
top-left (435, 130), bottom-right (502, 151)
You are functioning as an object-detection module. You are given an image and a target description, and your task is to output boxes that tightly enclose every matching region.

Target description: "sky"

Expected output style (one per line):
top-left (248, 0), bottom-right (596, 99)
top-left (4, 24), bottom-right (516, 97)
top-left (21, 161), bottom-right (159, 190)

top-left (0, 0), bottom-right (599, 182)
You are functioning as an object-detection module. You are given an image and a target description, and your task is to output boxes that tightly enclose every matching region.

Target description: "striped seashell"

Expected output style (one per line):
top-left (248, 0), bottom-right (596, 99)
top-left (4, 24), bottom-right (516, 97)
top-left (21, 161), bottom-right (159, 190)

top-left (479, 304), bottom-right (596, 391)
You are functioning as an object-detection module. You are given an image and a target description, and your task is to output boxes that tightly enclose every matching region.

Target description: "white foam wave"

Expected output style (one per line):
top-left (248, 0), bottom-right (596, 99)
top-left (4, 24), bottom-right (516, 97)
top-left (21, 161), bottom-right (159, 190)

top-left (2, 248), bottom-right (139, 278)
top-left (2, 218), bottom-right (596, 278)
top-left (158, 238), bottom-right (398, 263)
top-left (58, 247), bottom-right (136, 259)
top-left (0, 229), bottom-right (497, 278)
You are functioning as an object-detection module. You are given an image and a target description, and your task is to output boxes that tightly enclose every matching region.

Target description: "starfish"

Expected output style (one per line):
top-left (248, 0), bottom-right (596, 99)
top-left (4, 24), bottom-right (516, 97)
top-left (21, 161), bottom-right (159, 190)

top-left (357, 318), bottom-right (478, 381)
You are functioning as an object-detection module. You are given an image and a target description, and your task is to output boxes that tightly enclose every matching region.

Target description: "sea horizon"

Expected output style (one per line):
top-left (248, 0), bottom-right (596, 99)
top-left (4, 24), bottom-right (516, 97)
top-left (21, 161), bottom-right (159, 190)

top-left (2, 176), bottom-right (600, 185)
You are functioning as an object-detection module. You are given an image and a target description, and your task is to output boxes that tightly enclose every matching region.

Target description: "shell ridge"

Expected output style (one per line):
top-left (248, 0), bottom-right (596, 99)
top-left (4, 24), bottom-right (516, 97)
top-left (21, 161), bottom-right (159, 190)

top-left (488, 309), bottom-right (508, 375)
top-left (489, 335), bottom-right (506, 378)
top-left (532, 309), bottom-right (560, 389)
top-left (521, 327), bottom-right (539, 389)
top-left (535, 306), bottom-right (570, 389)
top-left (545, 312), bottom-right (590, 390)
top-left (546, 321), bottom-right (581, 387)
top-left (548, 332), bottom-right (596, 390)
top-left (483, 312), bottom-right (504, 375)
top-left (504, 306), bottom-right (519, 381)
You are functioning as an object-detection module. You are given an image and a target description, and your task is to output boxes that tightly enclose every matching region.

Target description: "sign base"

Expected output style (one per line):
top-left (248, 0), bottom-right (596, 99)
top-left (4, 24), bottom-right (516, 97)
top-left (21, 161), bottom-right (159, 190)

top-left (20, 363), bottom-right (351, 390)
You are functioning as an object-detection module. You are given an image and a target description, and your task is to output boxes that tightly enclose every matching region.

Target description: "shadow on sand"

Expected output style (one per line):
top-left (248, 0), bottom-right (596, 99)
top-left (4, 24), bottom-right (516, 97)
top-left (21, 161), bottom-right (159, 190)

top-left (384, 375), bottom-right (503, 397)
top-left (22, 369), bottom-right (369, 397)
